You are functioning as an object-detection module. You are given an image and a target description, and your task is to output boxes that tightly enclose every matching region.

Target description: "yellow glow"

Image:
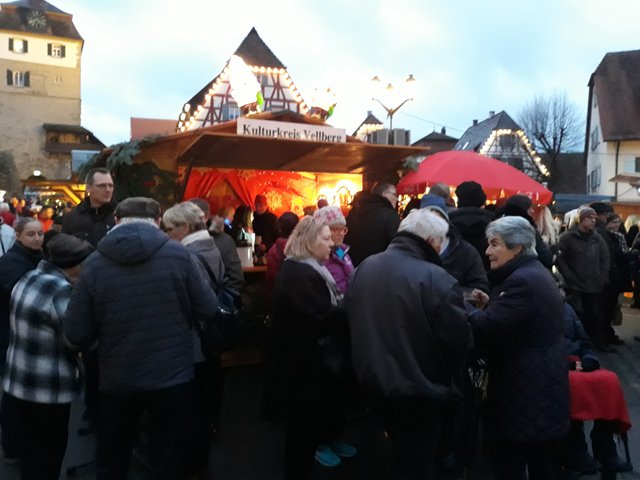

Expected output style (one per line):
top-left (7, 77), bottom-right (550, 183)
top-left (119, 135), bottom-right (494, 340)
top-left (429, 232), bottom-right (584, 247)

top-left (183, 103), bottom-right (190, 112)
top-left (317, 178), bottom-right (361, 207)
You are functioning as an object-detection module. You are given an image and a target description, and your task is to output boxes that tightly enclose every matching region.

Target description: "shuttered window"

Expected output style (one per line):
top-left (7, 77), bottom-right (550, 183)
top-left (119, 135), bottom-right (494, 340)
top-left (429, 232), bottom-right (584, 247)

top-left (6, 70), bottom-right (29, 87)
top-left (9, 38), bottom-right (28, 53)
top-left (48, 43), bottom-right (66, 58)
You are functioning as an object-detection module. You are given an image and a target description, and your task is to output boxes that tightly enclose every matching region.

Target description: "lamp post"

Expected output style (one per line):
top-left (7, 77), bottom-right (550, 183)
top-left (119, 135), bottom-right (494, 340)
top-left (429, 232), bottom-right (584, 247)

top-left (370, 74), bottom-right (416, 131)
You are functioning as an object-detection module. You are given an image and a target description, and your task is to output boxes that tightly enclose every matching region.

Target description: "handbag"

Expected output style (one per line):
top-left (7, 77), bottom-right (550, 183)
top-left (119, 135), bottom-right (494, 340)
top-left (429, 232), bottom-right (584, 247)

top-left (194, 252), bottom-right (244, 355)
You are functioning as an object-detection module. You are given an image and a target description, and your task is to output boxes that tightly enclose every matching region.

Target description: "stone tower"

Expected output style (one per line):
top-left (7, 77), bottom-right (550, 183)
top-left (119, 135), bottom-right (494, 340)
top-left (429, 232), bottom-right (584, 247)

top-left (0, 0), bottom-right (84, 195)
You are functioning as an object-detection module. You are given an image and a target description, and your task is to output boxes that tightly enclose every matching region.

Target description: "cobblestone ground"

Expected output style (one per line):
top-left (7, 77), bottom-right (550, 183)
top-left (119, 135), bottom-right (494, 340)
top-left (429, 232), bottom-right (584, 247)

top-left (2, 307), bottom-right (640, 479)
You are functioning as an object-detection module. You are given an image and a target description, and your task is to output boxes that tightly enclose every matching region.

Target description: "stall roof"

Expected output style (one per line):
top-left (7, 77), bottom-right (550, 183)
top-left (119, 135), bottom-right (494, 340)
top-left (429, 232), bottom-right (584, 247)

top-left (98, 111), bottom-right (430, 175)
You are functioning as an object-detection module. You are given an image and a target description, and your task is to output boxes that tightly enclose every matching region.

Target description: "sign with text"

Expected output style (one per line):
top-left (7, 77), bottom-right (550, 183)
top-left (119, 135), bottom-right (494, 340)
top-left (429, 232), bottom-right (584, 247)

top-left (237, 117), bottom-right (346, 143)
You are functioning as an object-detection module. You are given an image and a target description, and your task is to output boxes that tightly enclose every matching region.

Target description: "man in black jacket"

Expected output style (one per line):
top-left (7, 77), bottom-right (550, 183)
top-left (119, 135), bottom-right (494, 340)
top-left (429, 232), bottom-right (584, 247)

top-left (62, 168), bottom-right (116, 246)
top-left (449, 181), bottom-right (495, 271)
top-left (344, 182), bottom-right (400, 266)
top-left (64, 197), bottom-right (219, 480)
top-left (347, 208), bottom-right (473, 479)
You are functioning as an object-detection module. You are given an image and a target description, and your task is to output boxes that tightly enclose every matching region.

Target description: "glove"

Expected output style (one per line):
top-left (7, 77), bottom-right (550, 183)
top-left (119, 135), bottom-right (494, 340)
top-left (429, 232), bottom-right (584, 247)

top-left (580, 357), bottom-right (600, 372)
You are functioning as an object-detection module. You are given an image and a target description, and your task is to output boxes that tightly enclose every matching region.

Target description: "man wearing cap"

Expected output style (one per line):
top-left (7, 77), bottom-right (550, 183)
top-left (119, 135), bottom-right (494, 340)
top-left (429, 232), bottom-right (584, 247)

top-left (62, 168), bottom-right (116, 247)
top-left (64, 197), bottom-right (219, 480)
top-left (344, 182), bottom-right (401, 267)
top-left (3, 234), bottom-right (93, 479)
top-left (448, 181), bottom-right (495, 271)
top-left (253, 194), bottom-right (279, 252)
top-left (556, 207), bottom-right (611, 350)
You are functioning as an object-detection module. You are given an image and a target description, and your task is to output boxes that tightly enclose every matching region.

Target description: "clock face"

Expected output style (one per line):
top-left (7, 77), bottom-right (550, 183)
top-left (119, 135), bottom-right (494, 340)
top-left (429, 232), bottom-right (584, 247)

top-left (26, 10), bottom-right (48, 29)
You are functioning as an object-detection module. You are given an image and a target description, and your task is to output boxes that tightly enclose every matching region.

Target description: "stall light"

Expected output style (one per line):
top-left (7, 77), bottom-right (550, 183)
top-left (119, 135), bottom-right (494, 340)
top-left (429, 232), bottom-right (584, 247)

top-left (183, 103), bottom-right (191, 113)
top-left (227, 55), bottom-right (263, 115)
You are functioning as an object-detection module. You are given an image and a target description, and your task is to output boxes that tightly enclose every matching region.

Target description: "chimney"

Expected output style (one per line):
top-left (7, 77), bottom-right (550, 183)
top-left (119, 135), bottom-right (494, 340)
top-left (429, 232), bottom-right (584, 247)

top-left (489, 110), bottom-right (495, 117)
top-left (441, 126), bottom-right (446, 135)
top-left (367, 110), bottom-right (372, 115)
top-left (473, 119), bottom-right (478, 126)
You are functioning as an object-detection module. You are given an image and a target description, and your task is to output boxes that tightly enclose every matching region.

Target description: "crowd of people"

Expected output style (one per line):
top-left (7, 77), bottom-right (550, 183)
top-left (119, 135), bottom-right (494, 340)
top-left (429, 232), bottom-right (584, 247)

top-left (0, 169), bottom-right (636, 480)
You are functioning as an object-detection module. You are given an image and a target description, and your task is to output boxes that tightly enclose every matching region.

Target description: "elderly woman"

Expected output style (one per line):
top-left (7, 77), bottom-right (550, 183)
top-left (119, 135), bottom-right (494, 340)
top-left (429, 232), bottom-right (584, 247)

top-left (313, 206), bottom-right (354, 294)
top-left (468, 216), bottom-right (569, 480)
top-left (265, 216), bottom-right (354, 479)
top-left (162, 202), bottom-right (225, 479)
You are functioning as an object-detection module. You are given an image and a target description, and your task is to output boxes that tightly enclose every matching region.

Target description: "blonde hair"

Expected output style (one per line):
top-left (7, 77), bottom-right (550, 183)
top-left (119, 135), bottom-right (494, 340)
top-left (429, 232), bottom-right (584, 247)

top-left (625, 214), bottom-right (640, 232)
top-left (284, 216), bottom-right (328, 259)
top-left (163, 202), bottom-right (206, 231)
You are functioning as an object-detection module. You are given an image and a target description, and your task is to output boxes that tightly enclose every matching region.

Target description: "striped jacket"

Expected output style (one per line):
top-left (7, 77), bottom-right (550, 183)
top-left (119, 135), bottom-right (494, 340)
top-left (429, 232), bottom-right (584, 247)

top-left (3, 261), bottom-right (80, 404)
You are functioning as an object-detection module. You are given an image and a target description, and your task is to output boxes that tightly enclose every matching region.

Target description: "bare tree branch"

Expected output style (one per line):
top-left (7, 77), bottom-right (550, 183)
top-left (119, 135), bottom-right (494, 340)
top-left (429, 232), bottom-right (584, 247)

top-left (518, 92), bottom-right (584, 189)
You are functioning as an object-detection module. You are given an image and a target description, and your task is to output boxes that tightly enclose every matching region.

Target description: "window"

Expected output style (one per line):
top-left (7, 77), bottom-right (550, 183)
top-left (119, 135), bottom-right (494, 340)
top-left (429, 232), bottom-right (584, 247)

top-left (53, 75), bottom-right (63, 85)
top-left (6, 69), bottom-right (30, 87)
top-left (590, 127), bottom-right (600, 151)
top-left (589, 165), bottom-right (602, 192)
top-left (8, 38), bottom-right (28, 54)
top-left (593, 90), bottom-right (598, 109)
top-left (221, 103), bottom-right (240, 121)
top-left (47, 43), bottom-right (66, 58)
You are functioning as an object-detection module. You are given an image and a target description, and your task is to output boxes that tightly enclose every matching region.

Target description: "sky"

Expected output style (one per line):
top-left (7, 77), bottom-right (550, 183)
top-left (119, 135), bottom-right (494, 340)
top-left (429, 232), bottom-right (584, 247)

top-left (51, 0), bottom-right (640, 147)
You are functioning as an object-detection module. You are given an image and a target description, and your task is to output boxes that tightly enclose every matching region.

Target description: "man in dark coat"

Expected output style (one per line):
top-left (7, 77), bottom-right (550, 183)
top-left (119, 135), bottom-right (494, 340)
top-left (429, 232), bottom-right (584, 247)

top-left (590, 202), bottom-right (625, 345)
top-left (63, 197), bottom-right (219, 480)
top-left (347, 208), bottom-right (473, 479)
top-left (253, 194), bottom-right (279, 252)
top-left (556, 207), bottom-right (610, 350)
top-left (344, 182), bottom-right (401, 266)
top-left (61, 168), bottom-right (116, 246)
top-left (448, 181), bottom-right (495, 271)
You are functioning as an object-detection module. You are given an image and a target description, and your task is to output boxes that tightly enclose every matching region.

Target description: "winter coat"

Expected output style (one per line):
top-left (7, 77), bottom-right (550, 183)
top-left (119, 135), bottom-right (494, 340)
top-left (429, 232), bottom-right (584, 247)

top-left (0, 242), bottom-right (43, 370)
top-left (210, 230), bottom-right (244, 292)
top-left (346, 232), bottom-right (473, 400)
top-left (344, 192), bottom-right (400, 266)
top-left (563, 303), bottom-right (599, 371)
top-left (440, 228), bottom-right (489, 292)
top-left (448, 207), bottom-right (495, 271)
top-left (323, 244), bottom-right (354, 295)
top-left (0, 221), bottom-right (15, 256)
top-left (266, 237), bottom-right (288, 294)
top-left (253, 209), bottom-right (279, 250)
top-left (263, 260), bottom-right (348, 420)
top-left (64, 222), bottom-right (218, 394)
top-left (61, 197), bottom-right (116, 246)
top-left (601, 228), bottom-right (632, 292)
top-left (183, 230), bottom-right (226, 363)
top-left (469, 255), bottom-right (569, 442)
top-left (556, 226), bottom-right (609, 293)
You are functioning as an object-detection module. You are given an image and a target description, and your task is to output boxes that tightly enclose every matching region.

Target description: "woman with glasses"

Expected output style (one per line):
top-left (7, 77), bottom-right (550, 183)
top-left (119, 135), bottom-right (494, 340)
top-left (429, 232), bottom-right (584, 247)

top-left (313, 206), bottom-right (354, 295)
top-left (0, 217), bottom-right (44, 461)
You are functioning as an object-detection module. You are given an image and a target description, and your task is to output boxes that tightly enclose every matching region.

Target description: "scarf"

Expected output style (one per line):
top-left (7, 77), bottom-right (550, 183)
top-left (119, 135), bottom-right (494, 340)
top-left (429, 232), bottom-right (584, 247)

top-left (288, 256), bottom-right (343, 306)
top-left (182, 229), bottom-right (211, 246)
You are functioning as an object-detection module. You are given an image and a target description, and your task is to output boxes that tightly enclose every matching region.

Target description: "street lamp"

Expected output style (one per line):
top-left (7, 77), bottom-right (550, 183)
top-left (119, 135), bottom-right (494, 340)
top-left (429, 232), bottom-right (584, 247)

top-left (371, 74), bottom-right (416, 131)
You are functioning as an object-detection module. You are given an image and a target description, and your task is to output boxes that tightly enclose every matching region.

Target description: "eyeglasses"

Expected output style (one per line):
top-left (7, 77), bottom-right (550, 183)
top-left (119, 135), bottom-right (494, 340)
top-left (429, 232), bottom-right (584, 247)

top-left (330, 226), bottom-right (348, 234)
top-left (163, 226), bottom-right (174, 233)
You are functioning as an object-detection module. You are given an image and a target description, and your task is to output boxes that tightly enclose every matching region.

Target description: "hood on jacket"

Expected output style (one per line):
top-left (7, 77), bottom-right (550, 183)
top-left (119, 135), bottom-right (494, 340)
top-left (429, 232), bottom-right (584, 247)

top-left (98, 222), bottom-right (169, 265)
top-left (449, 207), bottom-right (495, 235)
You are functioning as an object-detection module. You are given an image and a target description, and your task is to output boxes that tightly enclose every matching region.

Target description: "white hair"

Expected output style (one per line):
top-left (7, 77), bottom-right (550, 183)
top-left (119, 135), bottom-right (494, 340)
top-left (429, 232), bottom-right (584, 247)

top-left (398, 208), bottom-right (448, 242)
top-left (486, 216), bottom-right (537, 256)
top-left (0, 202), bottom-right (9, 212)
top-left (113, 217), bottom-right (158, 230)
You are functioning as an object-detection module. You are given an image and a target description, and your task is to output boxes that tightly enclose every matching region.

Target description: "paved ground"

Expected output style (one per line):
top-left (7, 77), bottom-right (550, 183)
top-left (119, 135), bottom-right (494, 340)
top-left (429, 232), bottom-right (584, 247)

top-left (2, 307), bottom-right (640, 479)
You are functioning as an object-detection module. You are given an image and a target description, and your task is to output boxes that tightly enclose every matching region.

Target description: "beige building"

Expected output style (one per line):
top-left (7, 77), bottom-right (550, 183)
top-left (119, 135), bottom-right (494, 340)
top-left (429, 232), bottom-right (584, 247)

top-left (0, 0), bottom-right (102, 196)
top-left (586, 49), bottom-right (640, 202)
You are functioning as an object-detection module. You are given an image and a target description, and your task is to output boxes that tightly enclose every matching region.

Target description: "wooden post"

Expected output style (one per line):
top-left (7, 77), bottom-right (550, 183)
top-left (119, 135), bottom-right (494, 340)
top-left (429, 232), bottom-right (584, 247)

top-left (178, 155), bottom-right (196, 201)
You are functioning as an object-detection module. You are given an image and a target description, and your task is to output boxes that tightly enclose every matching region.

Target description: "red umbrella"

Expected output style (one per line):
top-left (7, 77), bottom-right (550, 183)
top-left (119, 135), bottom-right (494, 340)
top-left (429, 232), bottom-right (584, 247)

top-left (397, 150), bottom-right (553, 205)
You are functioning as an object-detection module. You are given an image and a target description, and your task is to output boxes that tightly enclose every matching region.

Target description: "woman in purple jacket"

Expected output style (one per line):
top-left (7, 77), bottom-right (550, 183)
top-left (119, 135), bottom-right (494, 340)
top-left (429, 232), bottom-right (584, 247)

top-left (313, 206), bottom-right (354, 294)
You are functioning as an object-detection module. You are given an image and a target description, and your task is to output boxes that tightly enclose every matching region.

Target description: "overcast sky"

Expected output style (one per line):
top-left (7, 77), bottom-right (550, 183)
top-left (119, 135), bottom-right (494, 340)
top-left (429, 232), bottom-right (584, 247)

top-left (52, 0), bottom-right (639, 146)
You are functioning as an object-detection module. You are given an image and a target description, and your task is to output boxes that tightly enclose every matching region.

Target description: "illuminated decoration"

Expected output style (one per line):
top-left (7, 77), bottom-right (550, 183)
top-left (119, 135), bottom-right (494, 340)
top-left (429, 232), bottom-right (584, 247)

top-left (317, 179), bottom-right (359, 207)
top-left (33, 170), bottom-right (42, 177)
top-left (478, 128), bottom-right (549, 178)
top-left (178, 28), bottom-right (310, 131)
top-left (353, 111), bottom-right (384, 141)
top-left (371, 74), bottom-right (416, 130)
top-left (308, 87), bottom-right (337, 121)
top-left (228, 55), bottom-right (264, 115)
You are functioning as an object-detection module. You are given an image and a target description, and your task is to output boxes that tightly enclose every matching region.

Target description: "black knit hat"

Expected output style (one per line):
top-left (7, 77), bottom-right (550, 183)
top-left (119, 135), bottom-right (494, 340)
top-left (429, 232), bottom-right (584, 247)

top-left (46, 233), bottom-right (93, 268)
top-left (505, 194), bottom-right (533, 211)
top-left (589, 201), bottom-right (614, 215)
top-left (455, 181), bottom-right (487, 207)
top-left (114, 197), bottom-right (161, 219)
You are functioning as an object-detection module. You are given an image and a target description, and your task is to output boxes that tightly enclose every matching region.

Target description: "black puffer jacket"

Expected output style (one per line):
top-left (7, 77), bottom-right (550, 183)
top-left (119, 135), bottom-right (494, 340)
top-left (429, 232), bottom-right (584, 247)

top-left (0, 242), bottom-right (42, 369)
top-left (469, 255), bottom-right (569, 442)
top-left (61, 197), bottom-right (116, 246)
top-left (346, 232), bottom-right (473, 400)
top-left (64, 222), bottom-right (218, 393)
top-left (440, 227), bottom-right (489, 292)
top-left (345, 192), bottom-right (400, 266)
top-left (448, 207), bottom-right (495, 271)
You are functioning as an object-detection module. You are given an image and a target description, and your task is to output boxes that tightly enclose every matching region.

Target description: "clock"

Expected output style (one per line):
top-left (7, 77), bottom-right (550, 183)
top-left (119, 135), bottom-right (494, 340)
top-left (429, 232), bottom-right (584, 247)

top-left (26, 10), bottom-right (47, 29)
